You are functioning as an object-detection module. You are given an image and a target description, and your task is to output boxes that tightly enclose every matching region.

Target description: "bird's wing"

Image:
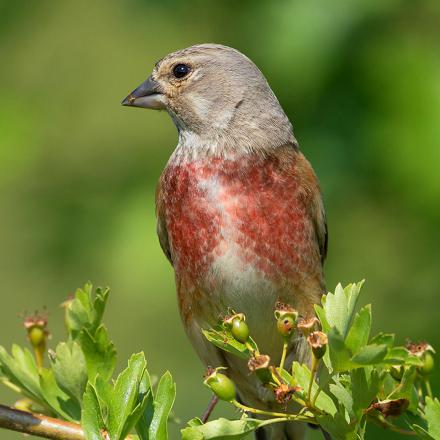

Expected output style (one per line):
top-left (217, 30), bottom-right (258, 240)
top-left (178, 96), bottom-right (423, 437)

top-left (294, 150), bottom-right (328, 265)
top-left (155, 181), bottom-right (173, 265)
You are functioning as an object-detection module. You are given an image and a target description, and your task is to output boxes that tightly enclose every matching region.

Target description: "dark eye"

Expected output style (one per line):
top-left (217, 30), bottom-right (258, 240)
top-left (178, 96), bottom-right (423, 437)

top-left (173, 64), bottom-right (190, 78)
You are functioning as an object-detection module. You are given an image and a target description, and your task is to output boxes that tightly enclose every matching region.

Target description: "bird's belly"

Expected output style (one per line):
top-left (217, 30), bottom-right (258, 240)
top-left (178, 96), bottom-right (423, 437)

top-left (162, 157), bottom-right (321, 333)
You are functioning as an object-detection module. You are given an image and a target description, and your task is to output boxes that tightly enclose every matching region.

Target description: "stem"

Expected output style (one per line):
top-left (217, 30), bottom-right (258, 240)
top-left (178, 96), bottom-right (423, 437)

top-left (369, 414), bottom-right (417, 436)
top-left (424, 378), bottom-right (433, 399)
top-left (307, 355), bottom-right (319, 406)
top-left (279, 340), bottom-right (288, 371)
top-left (0, 404), bottom-right (85, 440)
top-left (232, 400), bottom-right (316, 424)
top-left (201, 395), bottom-right (218, 423)
top-left (245, 341), bottom-right (259, 357)
top-left (312, 387), bottom-right (323, 407)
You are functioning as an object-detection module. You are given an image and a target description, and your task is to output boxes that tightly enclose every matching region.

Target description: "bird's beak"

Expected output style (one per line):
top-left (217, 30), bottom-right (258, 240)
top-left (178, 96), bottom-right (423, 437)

top-left (121, 76), bottom-right (165, 109)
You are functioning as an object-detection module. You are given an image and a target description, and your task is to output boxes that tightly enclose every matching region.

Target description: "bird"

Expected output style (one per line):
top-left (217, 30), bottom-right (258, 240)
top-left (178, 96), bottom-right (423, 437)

top-left (122, 44), bottom-right (327, 440)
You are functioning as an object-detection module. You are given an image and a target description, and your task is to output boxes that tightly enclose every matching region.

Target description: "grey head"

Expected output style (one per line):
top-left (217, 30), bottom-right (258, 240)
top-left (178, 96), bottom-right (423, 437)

top-left (122, 44), bottom-right (296, 154)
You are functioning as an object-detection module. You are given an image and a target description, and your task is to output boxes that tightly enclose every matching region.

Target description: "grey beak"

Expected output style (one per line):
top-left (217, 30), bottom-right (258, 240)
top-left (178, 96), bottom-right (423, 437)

top-left (121, 76), bottom-right (165, 109)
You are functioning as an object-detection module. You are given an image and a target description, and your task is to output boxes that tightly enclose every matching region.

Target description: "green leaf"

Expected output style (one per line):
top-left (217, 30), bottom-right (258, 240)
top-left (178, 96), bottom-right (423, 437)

top-left (107, 352), bottom-right (147, 440)
top-left (149, 371), bottom-right (176, 440)
top-left (317, 412), bottom-right (358, 440)
top-left (351, 344), bottom-right (388, 365)
top-left (425, 397), bottom-right (440, 440)
top-left (0, 345), bottom-right (44, 403)
top-left (383, 347), bottom-right (423, 366)
top-left (324, 281), bottom-right (364, 338)
top-left (51, 341), bottom-right (88, 405)
top-left (39, 368), bottom-right (81, 421)
top-left (351, 368), bottom-right (381, 417)
top-left (328, 328), bottom-right (354, 372)
top-left (65, 283), bottom-right (109, 338)
top-left (370, 332), bottom-right (395, 347)
top-left (136, 370), bottom-right (154, 440)
top-left (345, 305), bottom-right (371, 354)
top-left (291, 362), bottom-right (337, 416)
top-left (119, 392), bottom-right (150, 440)
top-left (202, 328), bottom-right (258, 359)
top-left (181, 417), bottom-right (282, 440)
top-left (412, 425), bottom-right (437, 440)
top-left (82, 382), bottom-right (106, 440)
top-left (329, 381), bottom-right (354, 417)
top-left (388, 366), bottom-right (418, 412)
top-left (77, 325), bottom-right (116, 382)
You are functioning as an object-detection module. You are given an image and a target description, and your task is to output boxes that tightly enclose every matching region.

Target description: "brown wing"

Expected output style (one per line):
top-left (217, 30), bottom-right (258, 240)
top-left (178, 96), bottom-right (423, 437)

top-left (155, 179), bottom-right (173, 265)
top-left (292, 149), bottom-right (328, 265)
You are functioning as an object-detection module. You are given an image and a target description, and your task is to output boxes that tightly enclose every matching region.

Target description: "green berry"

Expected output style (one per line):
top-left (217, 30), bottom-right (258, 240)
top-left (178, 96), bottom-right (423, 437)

top-left (420, 352), bottom-right (435, 376)
top-left (277, 316), bottom-right (295, 337)
top-left (231, 317), bottom-right (250, 343)
top-left (205, 372), bottom-right (236, 402)
top-left (28, 327), bottom-right (45, 347)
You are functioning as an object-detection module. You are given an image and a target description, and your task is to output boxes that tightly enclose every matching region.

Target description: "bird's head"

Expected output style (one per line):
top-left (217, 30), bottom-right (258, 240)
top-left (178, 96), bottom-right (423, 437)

top-left (122, 44), bottom-right (295, 153)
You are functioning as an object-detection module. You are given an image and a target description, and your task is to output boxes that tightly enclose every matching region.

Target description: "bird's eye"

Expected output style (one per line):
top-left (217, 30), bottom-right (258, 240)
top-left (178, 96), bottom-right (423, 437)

top-left (173, 64), bottom-right (190, 79)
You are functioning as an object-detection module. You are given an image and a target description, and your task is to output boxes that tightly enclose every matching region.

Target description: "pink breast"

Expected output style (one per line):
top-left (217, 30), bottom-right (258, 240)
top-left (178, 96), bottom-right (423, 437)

top-left (162, 156), bottom-right (313, 284)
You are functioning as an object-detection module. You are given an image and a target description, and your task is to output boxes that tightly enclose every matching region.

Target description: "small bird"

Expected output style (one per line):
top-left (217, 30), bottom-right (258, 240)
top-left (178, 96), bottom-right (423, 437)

top-left (122, 44), bottom-right (327, 440)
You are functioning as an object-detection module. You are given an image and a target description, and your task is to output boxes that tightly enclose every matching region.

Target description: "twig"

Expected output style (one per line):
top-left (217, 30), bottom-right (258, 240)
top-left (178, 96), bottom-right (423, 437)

top-left (0, 404), bottom-right (85, 440)
top-left (201, 395), bottom-right (219, 423)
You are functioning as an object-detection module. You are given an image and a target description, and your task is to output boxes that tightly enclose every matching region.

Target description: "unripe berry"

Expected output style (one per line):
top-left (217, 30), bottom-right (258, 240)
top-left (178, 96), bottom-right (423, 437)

top-left (204, 368), bottom-right (236, 402)
top-left (28, 327), bottom-right (45, 347)
top-left (231, 317), bottom-right (250, 343)
top-left (277, 316), bottom-right (295, 337)
top-left (420, 352), bottom-right (435, 376)
top-left (274, 303), bottom-right (298, 338)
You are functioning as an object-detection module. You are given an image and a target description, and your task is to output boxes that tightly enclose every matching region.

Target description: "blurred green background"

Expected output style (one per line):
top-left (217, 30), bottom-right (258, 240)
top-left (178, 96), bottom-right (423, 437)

top-left (0, 0), bottom-right (439, 438)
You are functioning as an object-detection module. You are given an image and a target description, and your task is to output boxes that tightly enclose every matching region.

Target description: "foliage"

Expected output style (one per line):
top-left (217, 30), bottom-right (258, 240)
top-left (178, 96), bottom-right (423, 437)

top-left (0, 284), bottom-right (176, 440)
top-left (0, 281), bottom-right (439, 439)
top-left (200, 281), bottom-right (439, 439)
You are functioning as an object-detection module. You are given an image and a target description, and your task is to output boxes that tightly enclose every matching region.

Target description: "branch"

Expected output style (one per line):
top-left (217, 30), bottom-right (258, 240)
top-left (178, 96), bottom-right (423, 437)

top-left (0, 404), bottom-right (85, 440)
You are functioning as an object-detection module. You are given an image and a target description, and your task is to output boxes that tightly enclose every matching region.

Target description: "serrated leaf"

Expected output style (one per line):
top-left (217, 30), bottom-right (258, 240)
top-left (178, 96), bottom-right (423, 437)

top-left (383, 347), bottom-right (423, 366)
top-left (52, 341), bottom-right (87, 404)
top-left (351, 344), bottom-right (387, 365)
top-left (412, 425), bottom-right (437, 440)
top-left (0, 345), bottom-right (44, 403)
top-left (370, 332), bottom-right (395, 347)
top-left (148, 371), bottom-right (176, 440)
top-left (77, 325), bottom-right (116, 382)
top-left (181, 417), bottom-right (281, 440)
top-left (351, 368), bottom-right (381, 417)
top-left (317, 412), bottom-right (358, 440)
top-left (388, 366), bottom-right (418, 411)
top-left (82, 383), bottom-right (106, 440)
top-left (291, 362), bottom-right (337, 416)
top-left (345, 305), bottom-right (371, 355)
top-left (328, 328), bottom-right (354, 372)
top-left (202, 328), bottom-right (258, 359)
top-left (425, 397), bottom-right (440, 440)
top-left (39, 368), bottom-right (81, 421)
top-left (65, 283), bottom-right (109, 338)
top-left (324, 281), bottom-right (364, 338)
top-left (119, 392), bottom-right (149, 440)
top-left (329, 382), bottom-right (354, 417)
top-left (135, 370), bottom-right (154, 440)
top-left (107, 352), bottom-right (146, 440)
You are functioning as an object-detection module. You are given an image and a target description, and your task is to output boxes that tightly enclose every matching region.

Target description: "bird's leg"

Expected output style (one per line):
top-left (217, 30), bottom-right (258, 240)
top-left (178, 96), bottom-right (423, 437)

top-left (201, 395), bottom-right (219, 423)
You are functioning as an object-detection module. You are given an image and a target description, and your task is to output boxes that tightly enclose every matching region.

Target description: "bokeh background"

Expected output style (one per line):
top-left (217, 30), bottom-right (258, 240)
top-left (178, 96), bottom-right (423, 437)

top-left (0, 1), bottom-right (439, 438)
